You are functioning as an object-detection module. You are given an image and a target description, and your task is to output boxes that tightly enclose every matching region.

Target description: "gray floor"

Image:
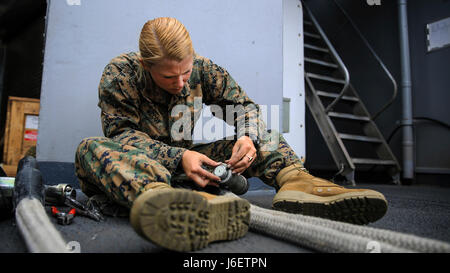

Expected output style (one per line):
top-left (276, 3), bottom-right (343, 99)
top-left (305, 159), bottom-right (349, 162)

top-left (1, 162), bottom-right (450, 253)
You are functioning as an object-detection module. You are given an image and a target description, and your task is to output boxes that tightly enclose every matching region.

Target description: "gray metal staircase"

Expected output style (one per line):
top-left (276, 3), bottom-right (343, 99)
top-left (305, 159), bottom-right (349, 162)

top-left (302, 3), bottom-right (401, 185)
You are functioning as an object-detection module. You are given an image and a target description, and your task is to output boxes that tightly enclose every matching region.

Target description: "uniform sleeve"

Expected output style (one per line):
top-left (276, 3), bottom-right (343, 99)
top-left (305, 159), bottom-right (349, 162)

top-left (98, 62), bottom-right (187, 173)
top-left (200, 57), bottom-right (266, 141)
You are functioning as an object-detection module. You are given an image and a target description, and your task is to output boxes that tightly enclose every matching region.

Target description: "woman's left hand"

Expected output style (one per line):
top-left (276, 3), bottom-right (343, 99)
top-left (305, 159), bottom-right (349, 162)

top-left (225, 136), bottom-right (257, 175)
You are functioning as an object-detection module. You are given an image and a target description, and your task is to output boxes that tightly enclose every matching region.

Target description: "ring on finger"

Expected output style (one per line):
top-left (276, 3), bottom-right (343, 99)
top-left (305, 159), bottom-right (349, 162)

top-left (246, 155), bottom-right (254, 162)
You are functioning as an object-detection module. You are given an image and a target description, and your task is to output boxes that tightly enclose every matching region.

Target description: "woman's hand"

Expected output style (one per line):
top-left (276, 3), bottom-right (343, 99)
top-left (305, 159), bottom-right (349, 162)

top-left (181, 150), bottom-right (221, 188)
top-left (225, 136), bottom-right (257, 175)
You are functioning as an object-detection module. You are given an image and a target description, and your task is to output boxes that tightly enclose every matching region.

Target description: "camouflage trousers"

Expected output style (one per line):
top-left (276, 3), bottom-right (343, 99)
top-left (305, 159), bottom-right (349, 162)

top-left (75, 131), bottom-right (302, 208)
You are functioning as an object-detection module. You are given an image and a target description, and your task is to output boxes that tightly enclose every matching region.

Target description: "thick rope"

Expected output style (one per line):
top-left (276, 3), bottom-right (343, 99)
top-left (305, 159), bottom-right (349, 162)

top-left (248, 203), bottom-right (450, 253)
top-left (15, 198), bottom-right (69, 253)
top-left (14, 187), bottom-right (450, 253)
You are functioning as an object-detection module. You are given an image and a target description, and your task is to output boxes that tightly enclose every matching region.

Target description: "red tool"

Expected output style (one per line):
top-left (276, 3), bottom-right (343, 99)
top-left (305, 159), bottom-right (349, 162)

top-left (51, 206), bottom-right (76, 225)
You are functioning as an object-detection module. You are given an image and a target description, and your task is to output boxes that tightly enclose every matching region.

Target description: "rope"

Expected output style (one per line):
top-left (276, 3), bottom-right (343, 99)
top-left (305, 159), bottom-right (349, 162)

top-left (14, 184), bottom-right (450, 253)
top-left (248, 203), bottom-right (450, 253)
top-left (15, 198), bottom-right (69, 253)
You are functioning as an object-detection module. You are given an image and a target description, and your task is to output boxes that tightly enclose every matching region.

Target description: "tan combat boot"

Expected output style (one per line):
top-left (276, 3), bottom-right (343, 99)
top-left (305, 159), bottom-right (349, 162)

top-left (272, 164), bottom-right (388, 225)
top-left (130, 182), bottom-right (250, 252)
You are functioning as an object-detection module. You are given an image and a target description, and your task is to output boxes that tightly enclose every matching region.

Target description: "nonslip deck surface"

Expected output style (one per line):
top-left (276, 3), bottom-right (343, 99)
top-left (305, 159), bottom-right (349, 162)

top-left (1, 162), bottom-right (449, 253)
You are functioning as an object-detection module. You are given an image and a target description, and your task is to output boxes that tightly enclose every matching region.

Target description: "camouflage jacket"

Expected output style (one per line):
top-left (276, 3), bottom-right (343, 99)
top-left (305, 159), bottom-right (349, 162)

top-left (98, 52), bottom-right (262, 173)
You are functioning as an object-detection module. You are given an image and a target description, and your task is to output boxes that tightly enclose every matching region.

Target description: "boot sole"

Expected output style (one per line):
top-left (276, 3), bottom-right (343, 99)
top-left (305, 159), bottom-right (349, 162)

top-left (131, 189), bottom-right (250, 252)
top-left (272, 190), bottom-right (388, 225)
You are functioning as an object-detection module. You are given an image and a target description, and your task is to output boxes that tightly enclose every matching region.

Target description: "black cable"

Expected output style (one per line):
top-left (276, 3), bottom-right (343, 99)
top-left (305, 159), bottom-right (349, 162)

top-left (362, 116), bottom-right (449, 175)
top-left (387, 117), bottom-right (450, 144)
top-left (413, 117), bottom-right (450, 131)
top-left (387, 124), bottom-right (407, 143)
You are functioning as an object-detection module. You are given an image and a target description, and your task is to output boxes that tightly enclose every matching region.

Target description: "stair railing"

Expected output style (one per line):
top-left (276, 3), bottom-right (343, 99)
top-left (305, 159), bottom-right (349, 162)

top-left (303, 2), bottom-right (350, 114)
top-left (331, 0), bottom-right (398, 121)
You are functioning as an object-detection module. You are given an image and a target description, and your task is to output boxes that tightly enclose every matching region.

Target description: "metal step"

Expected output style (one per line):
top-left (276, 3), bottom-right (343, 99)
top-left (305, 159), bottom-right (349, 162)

top-left (316, 90), bottom-right (359, 102)
top-left (304, 32), bottom-right (321, 39)
top-left (306, 73), bottom-right (346, 84)
top-left (305, 43), bottom-right (329, 53)
top-left (352, 158), bottom-right (397, 165)
top-left (338, 133), bottom-right (382, 143)
top-left (305, 58), bottom-right (338, 69)
top-left (328, 112), bottom-right (371, 121)
top-left (303, 2), bottom-right (401, 186)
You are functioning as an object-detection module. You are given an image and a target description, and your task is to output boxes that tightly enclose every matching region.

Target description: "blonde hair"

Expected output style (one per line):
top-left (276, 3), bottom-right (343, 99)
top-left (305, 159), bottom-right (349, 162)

top-left (137, 17), bottom-right (194, 82)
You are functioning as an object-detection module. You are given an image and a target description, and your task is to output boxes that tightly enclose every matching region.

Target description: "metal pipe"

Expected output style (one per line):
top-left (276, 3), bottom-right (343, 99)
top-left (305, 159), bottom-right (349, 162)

top-left (397, 0), bottom-right (414, 180)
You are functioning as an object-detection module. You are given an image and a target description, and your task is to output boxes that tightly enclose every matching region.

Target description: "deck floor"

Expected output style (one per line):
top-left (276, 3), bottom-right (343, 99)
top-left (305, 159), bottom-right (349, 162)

top-left (1, 162), bottom-right (449, 253)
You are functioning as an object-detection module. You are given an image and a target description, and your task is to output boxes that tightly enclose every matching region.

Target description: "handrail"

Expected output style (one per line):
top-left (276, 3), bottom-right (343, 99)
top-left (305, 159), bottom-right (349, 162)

top-left (332, 0), bottom-right (398, 121)
top-left (302, 2), bottom-right (350, 114)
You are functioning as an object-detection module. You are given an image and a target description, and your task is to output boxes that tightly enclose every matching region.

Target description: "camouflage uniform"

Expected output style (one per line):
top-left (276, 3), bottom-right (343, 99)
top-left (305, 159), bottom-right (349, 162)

top-left (75, 52), bottom-right (303, 208)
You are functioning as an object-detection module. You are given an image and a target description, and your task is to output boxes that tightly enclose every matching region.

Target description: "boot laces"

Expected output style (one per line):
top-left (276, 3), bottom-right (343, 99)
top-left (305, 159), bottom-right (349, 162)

top-left (294, 165), bottom-right (309, 174)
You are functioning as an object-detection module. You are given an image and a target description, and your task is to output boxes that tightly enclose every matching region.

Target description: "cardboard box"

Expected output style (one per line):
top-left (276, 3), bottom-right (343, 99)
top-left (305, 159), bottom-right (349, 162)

top-left (2, 96), bottom-right (40, 176)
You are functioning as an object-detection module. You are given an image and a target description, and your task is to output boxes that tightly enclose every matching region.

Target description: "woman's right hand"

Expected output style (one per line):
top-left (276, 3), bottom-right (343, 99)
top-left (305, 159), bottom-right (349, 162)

top-left (181, 150), bottom-right (221, 188)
